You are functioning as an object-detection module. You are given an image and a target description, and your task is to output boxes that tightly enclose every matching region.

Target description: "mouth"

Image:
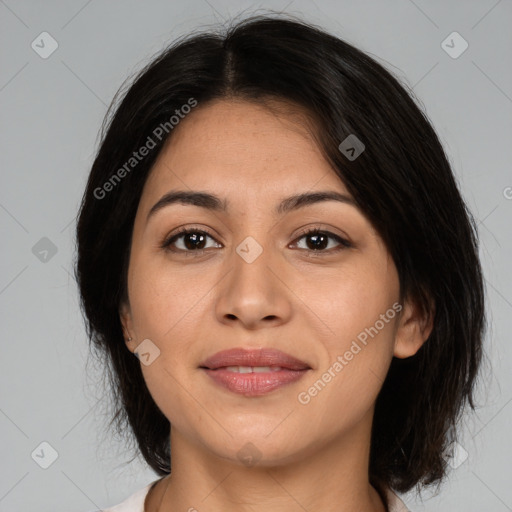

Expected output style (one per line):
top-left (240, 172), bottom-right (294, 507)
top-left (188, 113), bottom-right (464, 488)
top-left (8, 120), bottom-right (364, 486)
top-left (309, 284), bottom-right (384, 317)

top-left (199, 348), bottom-right (311, 396)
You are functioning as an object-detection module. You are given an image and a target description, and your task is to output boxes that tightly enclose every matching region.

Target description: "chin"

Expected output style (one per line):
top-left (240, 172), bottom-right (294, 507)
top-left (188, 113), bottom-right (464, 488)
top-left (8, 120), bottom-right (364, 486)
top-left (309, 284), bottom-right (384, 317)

top-left (203, 431), bottom-right (309, 468)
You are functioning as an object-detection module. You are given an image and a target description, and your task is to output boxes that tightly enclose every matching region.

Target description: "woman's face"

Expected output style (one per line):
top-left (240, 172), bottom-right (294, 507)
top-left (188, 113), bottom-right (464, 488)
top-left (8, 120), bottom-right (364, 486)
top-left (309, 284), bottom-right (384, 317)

top-left (120, 98), bottom-right (424, 466)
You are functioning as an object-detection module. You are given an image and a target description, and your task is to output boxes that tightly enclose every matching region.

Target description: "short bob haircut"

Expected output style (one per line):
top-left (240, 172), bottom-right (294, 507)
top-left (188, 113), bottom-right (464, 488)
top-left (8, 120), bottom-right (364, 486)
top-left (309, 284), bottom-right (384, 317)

top-left (75, 13), bottom-right (486, 496)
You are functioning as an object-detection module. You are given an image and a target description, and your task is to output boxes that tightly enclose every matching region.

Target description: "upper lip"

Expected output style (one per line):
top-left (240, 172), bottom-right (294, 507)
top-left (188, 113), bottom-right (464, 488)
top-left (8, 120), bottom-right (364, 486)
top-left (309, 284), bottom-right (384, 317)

top-left (200, 348), bottom-right (310, 370)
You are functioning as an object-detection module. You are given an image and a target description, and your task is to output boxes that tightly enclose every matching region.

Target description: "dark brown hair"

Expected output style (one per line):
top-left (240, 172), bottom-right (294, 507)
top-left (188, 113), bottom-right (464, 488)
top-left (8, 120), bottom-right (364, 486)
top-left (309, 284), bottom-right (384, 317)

top-left (75, 13), bottom-right (486, 496)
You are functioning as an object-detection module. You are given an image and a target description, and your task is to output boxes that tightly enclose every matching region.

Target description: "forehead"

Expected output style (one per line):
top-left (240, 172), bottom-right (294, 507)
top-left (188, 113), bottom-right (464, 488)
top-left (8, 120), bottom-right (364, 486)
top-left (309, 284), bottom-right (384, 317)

top-left (140, 99), bottom-right (350, 209)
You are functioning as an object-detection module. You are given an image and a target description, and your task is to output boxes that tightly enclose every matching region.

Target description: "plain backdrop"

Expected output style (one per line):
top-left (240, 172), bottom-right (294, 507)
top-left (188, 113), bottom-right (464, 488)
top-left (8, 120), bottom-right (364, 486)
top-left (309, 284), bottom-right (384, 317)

top-left (1, 1), bottom-right (511, 511)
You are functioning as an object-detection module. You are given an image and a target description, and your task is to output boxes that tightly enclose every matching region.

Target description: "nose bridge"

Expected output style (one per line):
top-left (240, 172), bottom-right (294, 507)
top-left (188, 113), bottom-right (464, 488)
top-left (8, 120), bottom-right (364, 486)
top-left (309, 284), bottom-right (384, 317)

top-left (215, 230), bottom-right (290, 327)
top-left (230, 232), bottom-right (274, 295)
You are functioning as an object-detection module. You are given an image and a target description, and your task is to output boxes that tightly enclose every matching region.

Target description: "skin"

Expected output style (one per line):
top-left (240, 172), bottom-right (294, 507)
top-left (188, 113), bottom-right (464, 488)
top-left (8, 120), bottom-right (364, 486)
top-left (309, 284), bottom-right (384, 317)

top-left (119, 98), bottom-right (433, 512)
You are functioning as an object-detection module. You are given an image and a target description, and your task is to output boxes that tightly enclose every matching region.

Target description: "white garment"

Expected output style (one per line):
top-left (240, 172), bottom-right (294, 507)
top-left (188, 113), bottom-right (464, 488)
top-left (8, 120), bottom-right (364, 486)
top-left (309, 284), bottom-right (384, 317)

top-left (98, 478), bottom-right (410, 511)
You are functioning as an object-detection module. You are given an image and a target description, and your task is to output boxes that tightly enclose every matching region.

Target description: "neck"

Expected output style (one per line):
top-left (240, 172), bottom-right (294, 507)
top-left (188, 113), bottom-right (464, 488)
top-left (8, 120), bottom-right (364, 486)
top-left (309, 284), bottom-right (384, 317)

top-left (148, 412), bottom-right (387, 512)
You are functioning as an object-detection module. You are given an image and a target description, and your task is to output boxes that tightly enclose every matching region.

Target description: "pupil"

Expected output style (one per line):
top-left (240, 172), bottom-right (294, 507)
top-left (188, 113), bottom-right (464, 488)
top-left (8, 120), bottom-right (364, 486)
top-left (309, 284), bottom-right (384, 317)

top-left (308, 233), bottom-right (327, 250)
top-left (185, 232), bottom-right (205, 250)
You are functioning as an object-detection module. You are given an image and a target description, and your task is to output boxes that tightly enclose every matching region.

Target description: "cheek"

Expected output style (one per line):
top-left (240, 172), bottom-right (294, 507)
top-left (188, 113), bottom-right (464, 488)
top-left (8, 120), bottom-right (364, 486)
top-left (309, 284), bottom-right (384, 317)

top-left (299, 261), bottom-right (398, 348)
top-left (294, 261), bottom-right (398, 415)
top-left (141, 363), bottom-right (204, 443)
top-left (298, 320), bottom-right (395, 435)
top-left (127, 252), bottom-right (213, 339)
top-left (126, 254), bottom-right (211, 422)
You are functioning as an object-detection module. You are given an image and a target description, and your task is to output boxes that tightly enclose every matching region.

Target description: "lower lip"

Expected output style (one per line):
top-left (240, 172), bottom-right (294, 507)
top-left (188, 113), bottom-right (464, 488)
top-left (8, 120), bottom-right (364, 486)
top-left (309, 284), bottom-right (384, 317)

top-left (202, 368), bottom-right (309, 396)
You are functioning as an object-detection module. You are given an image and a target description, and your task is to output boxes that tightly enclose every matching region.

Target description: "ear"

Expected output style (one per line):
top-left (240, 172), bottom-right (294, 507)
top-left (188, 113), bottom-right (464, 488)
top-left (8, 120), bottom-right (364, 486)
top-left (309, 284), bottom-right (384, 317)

top-left (393, 296), bottom-right (434, 359)
top-left (119, 301), bottom-right (136, 353)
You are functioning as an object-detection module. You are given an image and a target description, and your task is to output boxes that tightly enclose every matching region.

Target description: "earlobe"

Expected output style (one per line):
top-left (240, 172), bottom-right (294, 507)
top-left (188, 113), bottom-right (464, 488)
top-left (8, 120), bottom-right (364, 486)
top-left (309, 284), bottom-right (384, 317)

top-left (393, 297), bottom-right (434, 359)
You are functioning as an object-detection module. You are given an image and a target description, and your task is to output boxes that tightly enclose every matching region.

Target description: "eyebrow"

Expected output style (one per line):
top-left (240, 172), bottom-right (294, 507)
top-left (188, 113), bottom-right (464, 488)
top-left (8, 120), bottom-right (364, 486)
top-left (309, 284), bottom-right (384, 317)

top-left (146, 190), bottom-right (357, 223)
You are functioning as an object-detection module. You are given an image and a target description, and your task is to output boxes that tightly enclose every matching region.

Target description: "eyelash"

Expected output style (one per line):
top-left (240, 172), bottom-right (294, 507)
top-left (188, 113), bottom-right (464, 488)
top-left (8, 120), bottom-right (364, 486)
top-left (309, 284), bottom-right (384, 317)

top-left (160, 226), bottom-right (352, 256)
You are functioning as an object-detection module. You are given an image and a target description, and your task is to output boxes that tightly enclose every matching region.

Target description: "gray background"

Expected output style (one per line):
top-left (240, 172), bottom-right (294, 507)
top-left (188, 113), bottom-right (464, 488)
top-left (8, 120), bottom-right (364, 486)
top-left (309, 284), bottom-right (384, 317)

top-left (1, 1), bottom-right (511, 511)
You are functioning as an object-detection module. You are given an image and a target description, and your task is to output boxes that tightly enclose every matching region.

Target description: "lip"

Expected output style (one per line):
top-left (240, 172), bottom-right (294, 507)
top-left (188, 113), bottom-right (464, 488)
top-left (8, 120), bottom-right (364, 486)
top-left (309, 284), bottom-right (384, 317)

top-left (200, 348), bottom-right (311, 397)
top-left (200, 348), bottom-right (310, 370)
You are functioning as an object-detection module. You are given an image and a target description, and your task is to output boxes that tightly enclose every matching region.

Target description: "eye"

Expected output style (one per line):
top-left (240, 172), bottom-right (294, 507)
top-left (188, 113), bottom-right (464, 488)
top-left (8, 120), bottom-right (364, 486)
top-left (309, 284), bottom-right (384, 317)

top-left (291, 227), bottom-right (351, 253)
top-left (161, 227), bottom-right (221, 254)
top-left (160, 226), bottom-right (352, 256)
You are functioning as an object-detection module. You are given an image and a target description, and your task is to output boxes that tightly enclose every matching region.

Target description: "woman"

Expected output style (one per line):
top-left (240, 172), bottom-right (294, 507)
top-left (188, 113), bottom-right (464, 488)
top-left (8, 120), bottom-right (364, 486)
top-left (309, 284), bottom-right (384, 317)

top-left (76, 14), bottom-right (486, 512)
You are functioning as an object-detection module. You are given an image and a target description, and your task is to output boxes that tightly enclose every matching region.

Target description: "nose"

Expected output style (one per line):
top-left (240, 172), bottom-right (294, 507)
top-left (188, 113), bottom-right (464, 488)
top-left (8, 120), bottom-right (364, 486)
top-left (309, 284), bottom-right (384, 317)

top-left (214, 239), bottom-right (293, 330)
